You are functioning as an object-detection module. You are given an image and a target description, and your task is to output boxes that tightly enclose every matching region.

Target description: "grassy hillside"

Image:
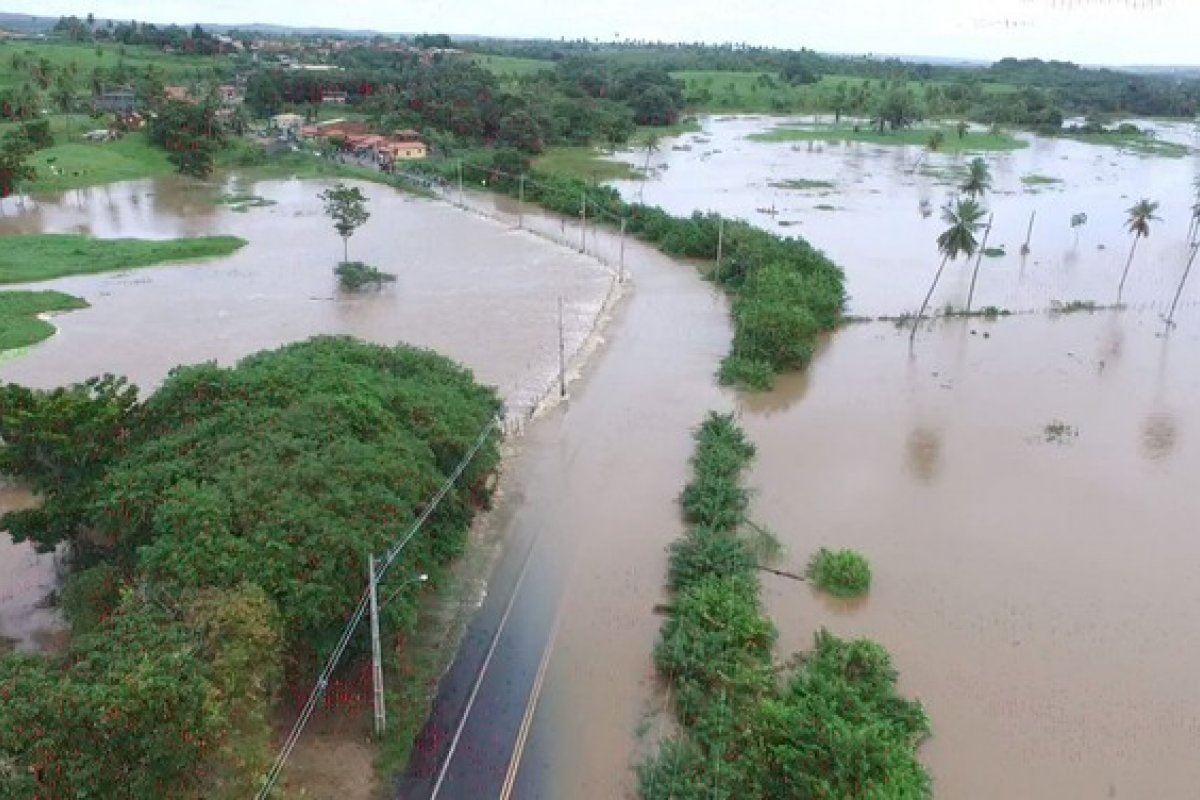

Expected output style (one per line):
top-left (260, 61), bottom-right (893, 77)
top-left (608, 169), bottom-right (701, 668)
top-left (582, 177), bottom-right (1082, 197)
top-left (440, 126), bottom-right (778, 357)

top-left (472, 54), bottom-right (553, 79)
top-left (0, 39), bottom-right (222, 90)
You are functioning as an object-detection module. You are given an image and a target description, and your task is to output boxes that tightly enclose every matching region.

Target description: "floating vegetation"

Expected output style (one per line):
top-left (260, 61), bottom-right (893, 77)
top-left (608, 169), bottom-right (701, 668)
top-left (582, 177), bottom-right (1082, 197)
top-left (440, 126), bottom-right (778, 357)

top-left (1051, 300), bottom-right (1098, 315)
top-left (1043, 420), bottom-right (1079, 444)
top-left (215, 192), bottom-right (277, 212)
top-left (769, 178), bottom-right (835, 191)
top-left (983, 246), bottom-right (1006, 258)
top-left (1021, 174), bottom-right (1063, 187)
top-left (806, 548), bottom-right (872, 598)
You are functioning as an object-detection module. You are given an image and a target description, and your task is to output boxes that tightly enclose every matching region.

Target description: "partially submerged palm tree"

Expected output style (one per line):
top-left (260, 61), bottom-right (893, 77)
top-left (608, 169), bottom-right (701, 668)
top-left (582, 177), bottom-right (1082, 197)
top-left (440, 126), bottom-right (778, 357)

top-left (1117, 198), bottom-right (1160, 304)
top-left (911, 197), bottom-right (987, 342)
top-left (960, 157), bottom-right (992, 198)
top-left (639, 132), bottom-right (661, 202)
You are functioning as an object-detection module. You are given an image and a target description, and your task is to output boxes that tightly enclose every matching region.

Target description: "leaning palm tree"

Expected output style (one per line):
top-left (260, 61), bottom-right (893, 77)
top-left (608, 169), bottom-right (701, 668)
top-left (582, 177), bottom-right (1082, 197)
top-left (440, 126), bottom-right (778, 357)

top-left (960, 157), bottom-right (992, 198)
top-left (911, 197), bottom-right (987, 343)
top-left (1117, 198), bottom-right (1160, 304)
top-left (1166, 240), bottom-right (1199, 328)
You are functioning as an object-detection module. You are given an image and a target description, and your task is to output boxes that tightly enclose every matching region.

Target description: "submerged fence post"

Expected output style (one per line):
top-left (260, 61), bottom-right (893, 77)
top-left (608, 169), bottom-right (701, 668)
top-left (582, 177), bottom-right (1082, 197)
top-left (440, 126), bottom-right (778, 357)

top-left (557, 296), bottom-right (567, 398)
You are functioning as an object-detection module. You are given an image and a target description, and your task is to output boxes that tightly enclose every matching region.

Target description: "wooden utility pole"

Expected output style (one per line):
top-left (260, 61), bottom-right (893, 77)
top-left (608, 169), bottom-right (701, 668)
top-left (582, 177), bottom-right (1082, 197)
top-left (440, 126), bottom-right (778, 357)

top-left (716, 216), bottom-right (725, 280)
top-left (579, 194), bottom-right (587, 253)
top-left (619, 217), bottom-right (628, 283)
top-left (518, 174), bottom-right (525, 229)
top-left (368, 553), bottom-right (385, 736)
top-left (557, 297), bottom-right (567, 397)
top-left (966, 213), bottom-right (994, 314)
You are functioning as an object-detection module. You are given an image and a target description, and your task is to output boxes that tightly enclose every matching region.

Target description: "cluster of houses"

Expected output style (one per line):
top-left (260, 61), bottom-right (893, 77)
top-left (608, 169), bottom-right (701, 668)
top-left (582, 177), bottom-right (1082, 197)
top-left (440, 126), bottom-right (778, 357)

top-left (270, 117), bottom-right (428, 165)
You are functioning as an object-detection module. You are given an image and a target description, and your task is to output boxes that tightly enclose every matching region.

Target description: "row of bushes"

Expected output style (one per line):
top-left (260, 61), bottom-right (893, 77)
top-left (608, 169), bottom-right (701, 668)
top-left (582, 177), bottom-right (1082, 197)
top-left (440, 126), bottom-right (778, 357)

top-left (640, 412), bottom-right (932, 798)
top-left (408, 150), bottom-right (847, 389)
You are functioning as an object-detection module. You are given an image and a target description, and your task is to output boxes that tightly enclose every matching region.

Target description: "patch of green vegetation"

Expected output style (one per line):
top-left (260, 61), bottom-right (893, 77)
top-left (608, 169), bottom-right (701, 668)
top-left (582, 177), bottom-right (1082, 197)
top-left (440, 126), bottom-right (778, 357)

top-left (213, 192), bottom-right (276, 212)
top-left (0, 234), bottom-right (246, 284)
top-left (20, 133), bottom-right (175, 193)
top-left (335, 260), bottom-right (396, 291)
top-left (0, 290), bottom-right (88, 352)
top-left (631, 119), bottom-right (703, 146)
top-left (643, 413), bottom-right (930, 799)
top-left (983, 246), bottom-right (1006, 258)
top-left (750, 123), bottom-right (1027, 152)
top-left (1058, 131), bottom-right (1189, 158)
top-left (1051, 299), bottom-right (1098, 314)
top-left (1021, 174), bottom-right (1063, 186)
top-left (770, 178), bottom-right (835, 191)
top-left (533, 146), bottom-right (642, 181)
top-left (0, 41), bottom-right (217, 91)
top-left (472, 53), bottom-right (554, 78)
top-left (806, 548), bottom-right (872, 598)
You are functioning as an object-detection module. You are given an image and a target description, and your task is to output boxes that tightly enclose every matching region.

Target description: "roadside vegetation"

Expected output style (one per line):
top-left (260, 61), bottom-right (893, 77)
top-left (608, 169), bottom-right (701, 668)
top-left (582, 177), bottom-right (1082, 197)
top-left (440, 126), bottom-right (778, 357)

top-left (0, 234), bottom-right (246, 283)
top-left (642, 412), bottom-right (929, 799)
top-left (0, 336), bottom-right (502, 797)
top-left (411, 149), bottom-right (846, 389)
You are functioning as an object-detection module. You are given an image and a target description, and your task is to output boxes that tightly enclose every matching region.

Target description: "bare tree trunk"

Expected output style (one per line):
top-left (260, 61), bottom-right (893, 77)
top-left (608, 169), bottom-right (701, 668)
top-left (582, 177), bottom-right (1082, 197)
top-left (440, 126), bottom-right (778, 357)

top-left (1167, 241), bottom-right (1199, 327)
top-left (910, 253), bottom-right (951, 344)
top-left (1117, 233), bottom-right (1141, 304)
top-left (966, 214), bottom-right (994, 314)
top-left (342, 236), bottom-right (348, 264)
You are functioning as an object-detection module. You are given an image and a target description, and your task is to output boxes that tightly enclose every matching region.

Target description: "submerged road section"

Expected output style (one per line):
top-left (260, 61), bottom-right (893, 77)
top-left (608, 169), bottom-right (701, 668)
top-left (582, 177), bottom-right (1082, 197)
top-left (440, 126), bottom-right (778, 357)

top-left (399, 201), bottom-right (733, 799)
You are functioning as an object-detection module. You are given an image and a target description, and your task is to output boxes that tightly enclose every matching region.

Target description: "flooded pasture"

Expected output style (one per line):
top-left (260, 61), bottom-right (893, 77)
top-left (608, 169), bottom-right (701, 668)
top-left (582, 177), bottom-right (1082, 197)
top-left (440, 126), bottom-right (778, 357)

top-left (613, 116), bottom-right (1200, 798)
top-left (615, 116), bottom-right (1200, 318)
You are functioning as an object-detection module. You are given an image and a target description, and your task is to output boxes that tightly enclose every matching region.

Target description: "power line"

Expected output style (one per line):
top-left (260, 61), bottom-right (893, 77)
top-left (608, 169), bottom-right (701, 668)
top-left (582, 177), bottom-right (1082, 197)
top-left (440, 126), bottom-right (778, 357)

top-left (255, 416), bottom-right (500, 800)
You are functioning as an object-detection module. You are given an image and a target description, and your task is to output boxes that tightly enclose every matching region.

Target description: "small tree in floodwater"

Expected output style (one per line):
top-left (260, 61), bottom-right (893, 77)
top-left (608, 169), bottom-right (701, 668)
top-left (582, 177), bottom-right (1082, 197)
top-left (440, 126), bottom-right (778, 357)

top-left (1071, 212), bottom-right (1088, 246)
top-left (1117, 198), bottom-right (1160, 304)
top-left (319, 183), bottom-right (370, 263)
top-left (911, 197), bottom-right (986, 343)
top-left (960, 157), bottom-right (992, 199)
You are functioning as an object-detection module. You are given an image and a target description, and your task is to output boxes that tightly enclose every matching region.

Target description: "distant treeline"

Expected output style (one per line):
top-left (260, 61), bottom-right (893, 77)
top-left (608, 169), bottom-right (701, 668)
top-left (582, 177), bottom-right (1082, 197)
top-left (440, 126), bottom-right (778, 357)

top-left (466, 40), bottom-right (1200, 120)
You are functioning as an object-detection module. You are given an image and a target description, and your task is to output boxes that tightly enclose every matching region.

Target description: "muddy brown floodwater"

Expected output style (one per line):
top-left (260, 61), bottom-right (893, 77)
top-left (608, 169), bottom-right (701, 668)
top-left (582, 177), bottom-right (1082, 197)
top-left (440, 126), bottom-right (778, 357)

top-left (608, 116), bottom-right (1200, 798)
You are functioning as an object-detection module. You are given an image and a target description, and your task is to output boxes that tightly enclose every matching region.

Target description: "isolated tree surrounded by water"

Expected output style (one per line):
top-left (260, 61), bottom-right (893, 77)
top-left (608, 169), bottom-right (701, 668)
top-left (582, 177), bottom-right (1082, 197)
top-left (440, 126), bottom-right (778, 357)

top-left (1117, 198), bottom-right (1160, 304)
top-left (319, 183), bottom-right (370, 263)
top-left (911, 197), bottom-right (986, 343)
top-left (960, 157), bottom-right (992, 198)
top-left (1071, 212), bottom-right (1088, 246)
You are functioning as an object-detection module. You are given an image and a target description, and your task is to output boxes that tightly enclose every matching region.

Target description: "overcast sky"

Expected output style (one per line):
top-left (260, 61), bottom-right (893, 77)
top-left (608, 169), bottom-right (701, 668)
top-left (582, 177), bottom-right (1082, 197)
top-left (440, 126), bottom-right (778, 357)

top-left (3, 0), bottom-right (1195, 66)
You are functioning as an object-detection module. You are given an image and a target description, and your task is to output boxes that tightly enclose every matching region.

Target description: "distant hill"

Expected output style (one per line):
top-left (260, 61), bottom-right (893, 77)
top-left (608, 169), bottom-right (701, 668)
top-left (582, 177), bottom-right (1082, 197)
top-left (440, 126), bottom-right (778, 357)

top-left (0, 11), bottom-right (55, 34)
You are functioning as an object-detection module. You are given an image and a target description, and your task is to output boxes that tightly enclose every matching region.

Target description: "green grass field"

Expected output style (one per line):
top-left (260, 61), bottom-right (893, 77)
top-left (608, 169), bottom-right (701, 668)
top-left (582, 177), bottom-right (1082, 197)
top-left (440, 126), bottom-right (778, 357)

top-left (673, 70), bottom-right (1020, 114)
top-left (749, 122), bottom-right (1028, 152)
top-left (0, 39), bottom-right (223, 90)
top-left (0, 289), bottom-right (88, 352)
top-left (533, 146), bottom-right (641, 181)
top-left (20, 132), bottom-right (175, 193)
top-left (0, 234), bottom-right (247, 284)
top-left (472, 54), bottom-right (553, 79)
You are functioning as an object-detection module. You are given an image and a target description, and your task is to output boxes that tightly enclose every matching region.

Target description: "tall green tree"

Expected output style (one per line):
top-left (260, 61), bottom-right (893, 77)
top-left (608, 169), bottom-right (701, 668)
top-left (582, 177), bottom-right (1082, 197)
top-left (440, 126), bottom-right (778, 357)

top-left (960, 157), bottom-right (992, 198)
top-left (319, 183), bottom-right (371, 263)
top-left (0, 131), bottom-right (36, 200)
top-left (911, 197), bottom-right (986, 342)
top-left (1117, 198), bottom-right (1160, 303)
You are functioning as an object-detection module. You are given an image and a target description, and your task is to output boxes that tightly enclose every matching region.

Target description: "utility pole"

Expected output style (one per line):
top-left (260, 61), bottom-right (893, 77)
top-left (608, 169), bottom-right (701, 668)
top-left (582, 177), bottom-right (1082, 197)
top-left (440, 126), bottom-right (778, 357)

top-left (368, 553), bottom-right (385, 737)
top-left (457, 160), bottom-right (464, 208)
top-left (1022, 210), bottom-right (1036, 255)
top-left (619, 217), bottom-right (627, 283)
top-left (518, 174), bottom-right (525, 229)
top-left (716, 216), bottom-right (725, 281)
top-left (966, 212), bottom-right (994, 314)
top-left (557, 296), bottom-right (567, 397)
top-left (579, 194), bottom-right (587, 253)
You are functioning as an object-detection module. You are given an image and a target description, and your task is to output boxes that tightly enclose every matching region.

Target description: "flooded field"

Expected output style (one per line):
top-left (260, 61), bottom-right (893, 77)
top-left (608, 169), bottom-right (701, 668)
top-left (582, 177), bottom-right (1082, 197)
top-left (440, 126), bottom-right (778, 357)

top-left (0, 176), bottom-right (617, 671)
top-left (615, 116), bottom-right (1200, 317)
top-left (0, 176), bottom-right (614, 414)
top-left (615, 116), bottom-right (1200, 797)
